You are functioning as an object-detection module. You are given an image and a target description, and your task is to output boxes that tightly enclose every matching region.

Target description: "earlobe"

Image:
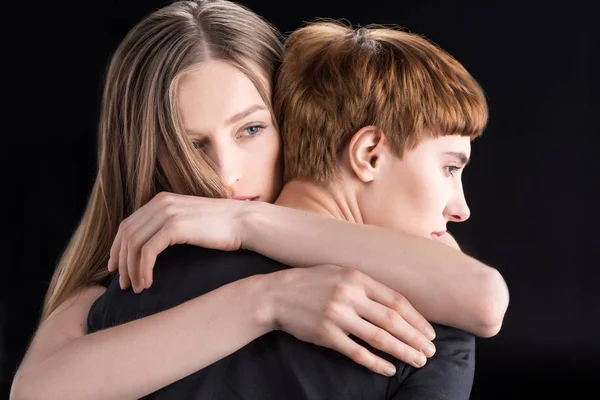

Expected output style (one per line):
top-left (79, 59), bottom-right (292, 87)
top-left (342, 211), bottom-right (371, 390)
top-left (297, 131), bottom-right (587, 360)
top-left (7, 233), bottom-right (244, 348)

top-left (347, 126), bottom-right (387, 183)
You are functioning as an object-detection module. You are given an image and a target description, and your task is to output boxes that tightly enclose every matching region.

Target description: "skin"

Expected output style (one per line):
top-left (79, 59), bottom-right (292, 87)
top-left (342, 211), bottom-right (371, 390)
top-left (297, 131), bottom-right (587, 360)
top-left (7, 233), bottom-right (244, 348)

top-left (177, 61), bottom-right (282, 203)
top-left (276, 129), bottom-right (472, 242)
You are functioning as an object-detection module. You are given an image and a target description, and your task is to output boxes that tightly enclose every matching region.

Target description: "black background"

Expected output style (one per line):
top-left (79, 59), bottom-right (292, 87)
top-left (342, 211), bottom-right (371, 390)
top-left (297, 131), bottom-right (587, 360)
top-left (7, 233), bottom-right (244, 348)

top-left (4, 0), bottom-right (599, 398)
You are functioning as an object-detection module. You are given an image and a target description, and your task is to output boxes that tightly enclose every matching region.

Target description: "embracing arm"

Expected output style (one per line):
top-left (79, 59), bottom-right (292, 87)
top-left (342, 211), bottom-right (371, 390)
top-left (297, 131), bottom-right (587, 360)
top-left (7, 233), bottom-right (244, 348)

top-left (10, 278), bottom-right (272, 400)
top-left (12, 262), bottom-right (432, 400)
top-left (242, 201), bottom-right (509, 337)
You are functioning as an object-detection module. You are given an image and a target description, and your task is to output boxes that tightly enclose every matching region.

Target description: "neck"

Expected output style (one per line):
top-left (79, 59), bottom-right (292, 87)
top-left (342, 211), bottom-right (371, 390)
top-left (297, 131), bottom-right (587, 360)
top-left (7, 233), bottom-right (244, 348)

top-left (274, 179), bottom-right (364, 224)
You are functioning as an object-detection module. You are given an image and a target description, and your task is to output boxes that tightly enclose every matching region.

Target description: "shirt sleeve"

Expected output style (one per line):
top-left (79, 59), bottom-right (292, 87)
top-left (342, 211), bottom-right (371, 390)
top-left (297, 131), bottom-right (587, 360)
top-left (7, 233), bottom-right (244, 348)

top-left (390, 324), bottom-right (476, 400)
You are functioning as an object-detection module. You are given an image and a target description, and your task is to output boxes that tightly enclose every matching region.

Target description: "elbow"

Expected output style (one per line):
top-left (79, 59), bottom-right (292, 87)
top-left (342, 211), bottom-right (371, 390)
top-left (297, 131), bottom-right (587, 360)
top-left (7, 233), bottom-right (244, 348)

top-left (10, 372), bottom-right (33, 400)
top-left (10, 370), bottom-right (49, 400)
top-left (473, 268), bottom-right (510, 338)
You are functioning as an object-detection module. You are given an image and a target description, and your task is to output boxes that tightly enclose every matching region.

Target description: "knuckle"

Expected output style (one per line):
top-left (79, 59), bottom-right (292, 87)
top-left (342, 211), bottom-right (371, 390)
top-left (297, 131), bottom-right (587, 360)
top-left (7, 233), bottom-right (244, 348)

top-left (127, 234), bottom-right (142, 250)
top-left (323, 303), bottom-right (343, 322)
top-left (343, 268), bottom-right (364, 284)
top-left (140, 242), bottom-right (155, 258)
top-left (118, 218), bottom-right (129, 232)
top-left (393, 295), bottom-right (408, 314)
top-left (349, 346), bottom-right (370, 364)
top-left (331, 284), bottom-right (353, 304)
top-left (370, 328), bottom-right (388, 348)
top-left (157, 192), bottom-right (177, 209)
top-left (156, 191), bottom-right (171, 201)
top-left (163, 203), bottom-right (178, 217)
top-left (120, 225), bottom-right (132, 241)
top-left (384, 308), bottom-right (400, 323)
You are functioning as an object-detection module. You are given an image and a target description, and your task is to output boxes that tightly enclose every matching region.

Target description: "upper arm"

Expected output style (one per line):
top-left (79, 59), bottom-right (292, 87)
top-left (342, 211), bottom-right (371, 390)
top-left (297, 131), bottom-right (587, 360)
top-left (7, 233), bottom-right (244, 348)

top-left (17, 285), bottom-right (106, 371)
top-left (391, 325), bottom-right (475, 400)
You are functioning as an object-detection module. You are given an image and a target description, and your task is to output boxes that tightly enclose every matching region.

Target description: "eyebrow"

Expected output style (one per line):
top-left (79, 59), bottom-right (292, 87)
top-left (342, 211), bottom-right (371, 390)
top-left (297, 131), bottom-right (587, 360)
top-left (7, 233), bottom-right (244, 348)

top-left (444, 151), bottom-right (470, 166)
top-left (225, 104), bottom-right (267, 126)
top-left (185, 104), bottom-right (268, 136)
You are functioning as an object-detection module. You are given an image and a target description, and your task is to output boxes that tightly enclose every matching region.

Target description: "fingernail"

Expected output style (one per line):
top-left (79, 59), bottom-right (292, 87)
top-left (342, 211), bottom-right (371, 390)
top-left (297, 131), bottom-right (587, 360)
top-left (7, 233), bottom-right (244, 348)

top-left (142, 279), bottom-right (146, 289)
top-left (421, 342), bottom-right (436, 357)
top-left (414, 353), bottom-right (427, 367)
top-left (383, 366), bottom-right (396, 376)
top-left (119, 276), bottom-right (124, 289)
top-left (424, 326), bottom-right (436, 340)
top-left (107, 258), bottom-right (111, 270)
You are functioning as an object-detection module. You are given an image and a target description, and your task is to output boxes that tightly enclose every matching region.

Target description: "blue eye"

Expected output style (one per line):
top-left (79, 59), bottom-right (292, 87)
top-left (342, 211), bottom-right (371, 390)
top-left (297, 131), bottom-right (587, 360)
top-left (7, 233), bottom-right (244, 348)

top-left (243, 125), bottom-right (265, 137)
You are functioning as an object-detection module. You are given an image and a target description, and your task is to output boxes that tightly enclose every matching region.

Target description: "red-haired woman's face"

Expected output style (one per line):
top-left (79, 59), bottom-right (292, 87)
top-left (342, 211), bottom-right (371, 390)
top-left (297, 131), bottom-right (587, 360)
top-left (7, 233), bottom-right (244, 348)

top-left (360, 135), bottom-right (472, 240)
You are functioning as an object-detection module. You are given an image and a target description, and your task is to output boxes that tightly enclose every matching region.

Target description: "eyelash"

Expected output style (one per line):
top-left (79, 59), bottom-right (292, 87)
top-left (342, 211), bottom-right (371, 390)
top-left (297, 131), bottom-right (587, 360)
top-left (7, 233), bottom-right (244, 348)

top-left (191, 124), bottom-right (267, 150)
top-left (445, 165), bottom-right (462, 176)
top-left (239, 124), bottom-right (266, 138)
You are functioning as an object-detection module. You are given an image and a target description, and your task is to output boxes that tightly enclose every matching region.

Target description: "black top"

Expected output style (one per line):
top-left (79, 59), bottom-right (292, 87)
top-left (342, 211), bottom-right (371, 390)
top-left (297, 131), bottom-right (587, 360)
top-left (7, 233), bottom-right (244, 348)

top-left (88, 245), bottom-right (475, 400)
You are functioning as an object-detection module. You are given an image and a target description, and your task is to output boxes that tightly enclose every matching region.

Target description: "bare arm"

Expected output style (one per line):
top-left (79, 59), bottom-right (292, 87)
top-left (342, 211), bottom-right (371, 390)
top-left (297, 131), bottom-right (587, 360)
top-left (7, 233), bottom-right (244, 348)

top-left (12, 263), bottom-right (436, 400)
top-left (11, 278), bottom-right (272, 400)
top-left (241, 201), bottom-right (509, 337)
top-left (109, 193), bottom-right (508, 338)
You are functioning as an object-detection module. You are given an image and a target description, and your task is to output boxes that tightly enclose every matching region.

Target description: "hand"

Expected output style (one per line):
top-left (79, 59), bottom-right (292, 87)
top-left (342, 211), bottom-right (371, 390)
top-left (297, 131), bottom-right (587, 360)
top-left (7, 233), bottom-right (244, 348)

top-left (108, 192), bottom-right (247, 293)
top-left (267, 264), bottom-right (437, 376)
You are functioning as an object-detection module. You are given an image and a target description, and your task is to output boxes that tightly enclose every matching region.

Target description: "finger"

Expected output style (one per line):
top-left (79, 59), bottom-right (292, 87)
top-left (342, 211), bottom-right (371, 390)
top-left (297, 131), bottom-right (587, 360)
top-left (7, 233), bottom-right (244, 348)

top-left (339, 313), bottom-right (428, 369)
top-left (128, 239), bottom-right (144, 294)
top-left (327, 324), bottom-right (400, 377)
top-left (108, 221), bottom-right (126, 273)
top-left (356, 298), bottom-right (435, 359)
top-left (363, 278), bottom-right (436, 341)
top-left (126, 217), bottom-right (167, 293)
top-left (118, 235), bottom-right (132, 290)
top-left (109, 195), bottom-right (164, 274)
top-left (139, 227), bottom-right (179, 289)
top-left (118, 206), bottom-right (169, 291)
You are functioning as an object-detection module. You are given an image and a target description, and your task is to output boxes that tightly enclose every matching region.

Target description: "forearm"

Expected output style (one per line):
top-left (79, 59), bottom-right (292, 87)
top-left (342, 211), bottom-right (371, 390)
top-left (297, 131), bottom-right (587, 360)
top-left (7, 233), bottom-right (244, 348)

top-left (242, 202), bottom-right (508, 337)
top-left (12, 275), bottom-right (273, 400)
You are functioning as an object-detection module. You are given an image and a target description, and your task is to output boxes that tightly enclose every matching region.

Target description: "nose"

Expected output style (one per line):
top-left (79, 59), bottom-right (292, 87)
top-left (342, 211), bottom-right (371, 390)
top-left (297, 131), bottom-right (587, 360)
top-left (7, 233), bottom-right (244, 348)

top-left (445, 185), bottom-right (471, 223)
top-left (213, 144), bottom-right (241, 192)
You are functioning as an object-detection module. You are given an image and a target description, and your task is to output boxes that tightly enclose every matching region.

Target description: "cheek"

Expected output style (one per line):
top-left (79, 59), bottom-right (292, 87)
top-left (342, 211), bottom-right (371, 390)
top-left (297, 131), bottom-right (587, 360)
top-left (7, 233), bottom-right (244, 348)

top-left (254, 131), bottom-right (283, 199)
top-left (264, 130), bottom-right (283, 177)
top-left (359, 175), bottom-right (412, 231)
top-left (391, 169), bottom-right (443, 234)
top-left (418, 176), bottom-right (451, 221)
top-left (245, 131), bottom-right (281, 170)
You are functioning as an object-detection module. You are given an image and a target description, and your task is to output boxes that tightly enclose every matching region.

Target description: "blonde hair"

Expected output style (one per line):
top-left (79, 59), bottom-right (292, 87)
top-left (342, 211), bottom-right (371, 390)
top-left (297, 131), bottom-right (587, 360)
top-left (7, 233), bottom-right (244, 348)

top-left (41, 0), bottom-right (283, 321)
top-left (274, 21), bottom-right (488, 184)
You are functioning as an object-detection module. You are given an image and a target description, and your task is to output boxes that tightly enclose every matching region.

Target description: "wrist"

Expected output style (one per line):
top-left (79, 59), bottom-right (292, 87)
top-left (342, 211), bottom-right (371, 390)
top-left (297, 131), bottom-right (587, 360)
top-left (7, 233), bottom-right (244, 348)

top-left (238, 200), bottom-right (268, 252)
top-left (243, 272), bottom-right (279, 332)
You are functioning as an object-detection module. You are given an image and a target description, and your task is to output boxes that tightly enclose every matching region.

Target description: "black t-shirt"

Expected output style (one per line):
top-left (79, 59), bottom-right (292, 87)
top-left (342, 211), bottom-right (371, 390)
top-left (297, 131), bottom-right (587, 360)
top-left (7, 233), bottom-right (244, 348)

top-left (88, 245), bottom-right (475, 399)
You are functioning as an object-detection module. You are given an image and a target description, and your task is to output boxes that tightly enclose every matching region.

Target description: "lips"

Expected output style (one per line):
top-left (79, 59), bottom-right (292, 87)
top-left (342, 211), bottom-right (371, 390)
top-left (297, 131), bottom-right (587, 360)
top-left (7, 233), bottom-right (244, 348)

top-left (431, 231), bottom-right (447, 239)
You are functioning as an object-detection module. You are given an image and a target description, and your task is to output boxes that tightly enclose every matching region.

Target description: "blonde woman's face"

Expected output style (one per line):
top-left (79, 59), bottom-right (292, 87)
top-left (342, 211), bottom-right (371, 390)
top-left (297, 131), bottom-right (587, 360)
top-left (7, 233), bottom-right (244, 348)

top-left (177, 60), bottom-right (282, 202)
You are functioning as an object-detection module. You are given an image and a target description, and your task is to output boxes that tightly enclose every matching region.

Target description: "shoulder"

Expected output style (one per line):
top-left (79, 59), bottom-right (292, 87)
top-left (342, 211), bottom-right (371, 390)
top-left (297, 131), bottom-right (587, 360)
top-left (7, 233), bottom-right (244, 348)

top-left (14, 285), bottom-right (107, 384)
top-left (89, 245), bottom-right (290, 329)
top-left (154, 244), bottom-right (290, 277)
top-left (49, 285), bottom-right (107, 321)
top-left (391, 325), bottom-right (475, 399)
top-left (37, 285), bottom-right (107, 345)
top-left (429, 323), bottom-right (475, 356)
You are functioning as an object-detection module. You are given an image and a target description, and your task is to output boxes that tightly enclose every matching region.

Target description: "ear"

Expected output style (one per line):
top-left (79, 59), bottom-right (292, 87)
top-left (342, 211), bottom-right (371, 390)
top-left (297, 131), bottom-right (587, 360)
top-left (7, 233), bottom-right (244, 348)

top-left (347, 126), bottom-right (388, 183)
